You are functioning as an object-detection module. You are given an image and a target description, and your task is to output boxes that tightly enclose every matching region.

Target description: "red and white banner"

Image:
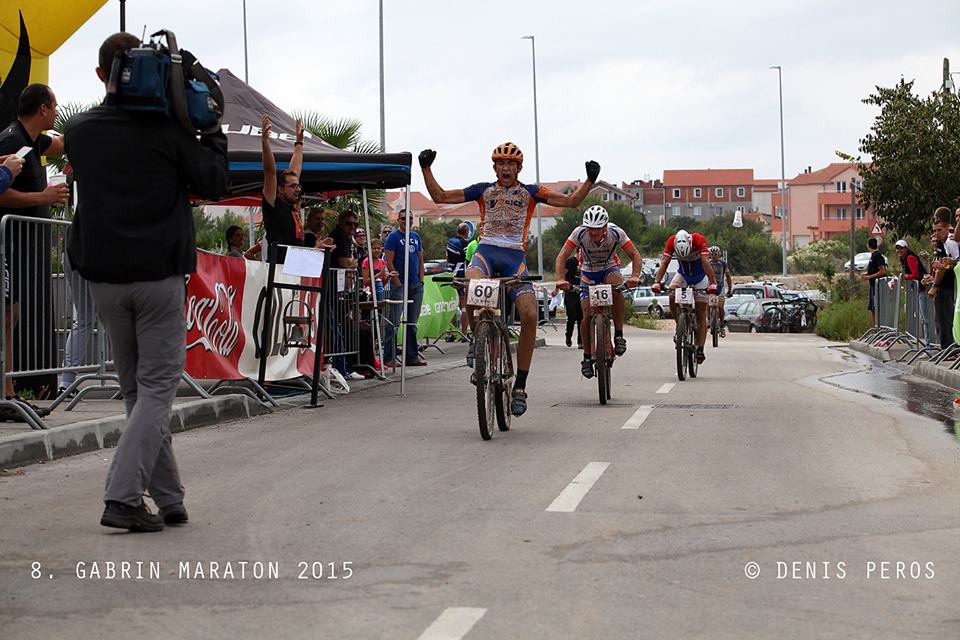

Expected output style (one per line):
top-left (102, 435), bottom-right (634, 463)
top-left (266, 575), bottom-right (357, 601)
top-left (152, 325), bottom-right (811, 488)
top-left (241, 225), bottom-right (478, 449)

top-left (185, 250), bottom-right (323, 382)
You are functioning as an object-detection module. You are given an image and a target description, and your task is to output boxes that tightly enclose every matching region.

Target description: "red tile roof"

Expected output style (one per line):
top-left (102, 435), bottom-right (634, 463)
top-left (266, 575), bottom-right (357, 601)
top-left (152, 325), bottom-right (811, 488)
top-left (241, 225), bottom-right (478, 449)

top-left (663, 169), bottom-right (754, 187)
top-left (788, 162), bottom-right (856, 186)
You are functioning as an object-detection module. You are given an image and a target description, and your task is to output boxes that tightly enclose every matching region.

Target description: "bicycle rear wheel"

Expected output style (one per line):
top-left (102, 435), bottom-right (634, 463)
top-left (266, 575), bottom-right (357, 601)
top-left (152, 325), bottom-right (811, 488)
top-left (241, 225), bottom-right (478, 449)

top-left (494, 323), bottom-right (512, 432)
top-left (592, 314), bottom-right (609, 404)
top-left (675, 313), bottom-right (687, 381)
top-left (473, 321), bottom-right (497, 441)
top-left (710, 308), bottom-right (719, 348)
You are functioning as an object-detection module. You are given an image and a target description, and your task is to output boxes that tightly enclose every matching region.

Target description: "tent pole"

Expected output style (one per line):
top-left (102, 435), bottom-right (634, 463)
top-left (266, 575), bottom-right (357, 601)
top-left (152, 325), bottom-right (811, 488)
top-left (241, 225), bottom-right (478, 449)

top-left (400, 187), bottom-right (411, 396)
top-left (362, 189), bottom-right (385, 379)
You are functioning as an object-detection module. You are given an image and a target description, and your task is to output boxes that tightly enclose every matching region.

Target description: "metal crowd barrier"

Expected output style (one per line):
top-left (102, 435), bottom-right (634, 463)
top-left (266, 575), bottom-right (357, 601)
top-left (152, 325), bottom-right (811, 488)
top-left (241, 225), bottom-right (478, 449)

top-left (0, 215), bottom-right (212, 430)
top-left (324, 267), bottom-right (364, 375)
top-left (898, 278), bottom-right (938, 364)
top-left (862, 276), bottom-right (911, 352)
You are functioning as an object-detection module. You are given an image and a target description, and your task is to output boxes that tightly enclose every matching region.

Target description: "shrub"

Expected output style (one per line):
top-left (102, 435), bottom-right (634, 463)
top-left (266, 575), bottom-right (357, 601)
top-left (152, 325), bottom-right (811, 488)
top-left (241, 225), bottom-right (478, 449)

top-left (815, 299), bottom-right (872, 341)
top-left (831, 277), bottom-right (866, 303)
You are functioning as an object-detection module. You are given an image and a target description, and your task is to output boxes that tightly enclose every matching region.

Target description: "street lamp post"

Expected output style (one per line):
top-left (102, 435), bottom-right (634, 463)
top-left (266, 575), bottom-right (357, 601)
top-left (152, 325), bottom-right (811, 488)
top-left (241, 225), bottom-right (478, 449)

top-left (521, 35), bottom-right (543, 276)
top-left (771, 65), bottom-right (788, 276)
top-left (379, 0), bottom-right (386, 153)
top-left (242, 0), bottom-right (249, 82)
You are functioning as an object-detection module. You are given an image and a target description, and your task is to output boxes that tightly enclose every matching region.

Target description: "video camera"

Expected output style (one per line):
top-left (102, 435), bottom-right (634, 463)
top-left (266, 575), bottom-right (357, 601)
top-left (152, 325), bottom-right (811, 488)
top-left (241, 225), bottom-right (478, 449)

top-left (106, 29), bottom-right (224, 134)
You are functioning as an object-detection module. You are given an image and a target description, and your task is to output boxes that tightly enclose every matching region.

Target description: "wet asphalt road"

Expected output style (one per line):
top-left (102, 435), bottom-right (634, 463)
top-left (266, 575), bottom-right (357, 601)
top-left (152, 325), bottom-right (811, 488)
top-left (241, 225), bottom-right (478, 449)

top-left (0, 329), bottom-right (958, 639)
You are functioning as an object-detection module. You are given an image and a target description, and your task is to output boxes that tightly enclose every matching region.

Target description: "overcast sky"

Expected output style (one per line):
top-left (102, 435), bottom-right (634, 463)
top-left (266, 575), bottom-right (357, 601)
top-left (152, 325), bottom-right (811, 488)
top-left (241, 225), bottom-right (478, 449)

top-left (48, 0), bottom-right (958, 193)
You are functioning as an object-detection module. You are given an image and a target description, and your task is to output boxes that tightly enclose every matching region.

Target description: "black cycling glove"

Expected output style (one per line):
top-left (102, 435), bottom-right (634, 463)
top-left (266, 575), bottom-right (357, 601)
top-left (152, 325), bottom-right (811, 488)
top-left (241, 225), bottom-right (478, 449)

top-left (585, 160), bottom-right (600, 183)
top-left (419, 149), bottom-right (437, 169)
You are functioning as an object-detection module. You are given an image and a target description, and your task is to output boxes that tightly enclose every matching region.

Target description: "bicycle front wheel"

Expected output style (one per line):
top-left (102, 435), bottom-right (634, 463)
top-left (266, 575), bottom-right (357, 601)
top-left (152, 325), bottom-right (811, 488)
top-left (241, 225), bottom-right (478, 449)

top-left (592, 314), bottom-right (609, 404)
top-left (710, 308), bottom-right (719, 348)
top-left (687, 316), bottom-right (699, 379)
top-left (473, 321), bottom-right (497, 441)
top-left (494, 323), bottom-right (513, 432)
top-left (675, 313), bottom-right (687, 381)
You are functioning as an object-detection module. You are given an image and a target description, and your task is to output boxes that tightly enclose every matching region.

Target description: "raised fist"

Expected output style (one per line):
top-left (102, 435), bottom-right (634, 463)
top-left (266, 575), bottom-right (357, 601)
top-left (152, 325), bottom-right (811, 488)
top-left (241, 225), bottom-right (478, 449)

top-left (585, 160), bottom-right (600, 183)
top-left (419, 149), bottom-right (437, 169)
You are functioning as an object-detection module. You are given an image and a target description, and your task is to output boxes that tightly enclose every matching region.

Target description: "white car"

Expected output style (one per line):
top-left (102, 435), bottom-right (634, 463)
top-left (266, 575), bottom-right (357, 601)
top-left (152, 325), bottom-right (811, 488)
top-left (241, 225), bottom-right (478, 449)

top-left (843, 252), bottom-right (872, 271)
top-left (629, 286), bottom-right (672, 318)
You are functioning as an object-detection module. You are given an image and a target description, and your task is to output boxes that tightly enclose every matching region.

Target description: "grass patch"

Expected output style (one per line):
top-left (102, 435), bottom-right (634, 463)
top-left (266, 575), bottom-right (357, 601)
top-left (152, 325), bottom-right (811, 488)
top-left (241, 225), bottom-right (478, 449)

top-left (815, 299), bottom-right (871, 341)
top-left (627, 315), bottom-right (659, 330)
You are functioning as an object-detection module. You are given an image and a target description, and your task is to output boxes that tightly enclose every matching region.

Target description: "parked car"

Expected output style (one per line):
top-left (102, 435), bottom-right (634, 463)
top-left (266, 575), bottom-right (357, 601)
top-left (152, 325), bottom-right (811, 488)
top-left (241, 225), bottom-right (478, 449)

top-left (730, 282), bottom-right (785, 301)
top-left (726, 298), bottom-right (785, 333)
top-left (423, 260), bottom-right (447, 275)
top-left (723, 294), bottom-right (755, 316)
top-left (628, 286), bottom-right (672, 318)
top-left (843, 252), bottom-right (872, 271)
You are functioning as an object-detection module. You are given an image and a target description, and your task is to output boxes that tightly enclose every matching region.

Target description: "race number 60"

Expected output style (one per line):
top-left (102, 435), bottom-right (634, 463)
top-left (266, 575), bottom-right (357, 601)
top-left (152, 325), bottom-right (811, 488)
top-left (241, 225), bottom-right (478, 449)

top-left (589, 284), bottom-right (613, 307)
top-left (467, 278), bottom-right (500, 308)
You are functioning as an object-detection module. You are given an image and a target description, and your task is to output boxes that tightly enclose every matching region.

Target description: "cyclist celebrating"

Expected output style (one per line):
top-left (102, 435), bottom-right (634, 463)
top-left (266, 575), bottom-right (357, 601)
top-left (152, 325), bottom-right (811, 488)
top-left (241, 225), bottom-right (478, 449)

top-left (419, 143), bottom-right (600, 416)
top-left (651, 230), bottom-right (717, 364)
top-left (708, 245), bottom-right (733, 332)
top-left (554, 205), bottom-right (642, 378)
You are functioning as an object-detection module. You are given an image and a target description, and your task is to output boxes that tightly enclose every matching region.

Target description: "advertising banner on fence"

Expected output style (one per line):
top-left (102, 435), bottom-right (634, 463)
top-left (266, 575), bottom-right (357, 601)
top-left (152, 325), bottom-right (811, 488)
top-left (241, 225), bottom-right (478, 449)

top-left (185, 250), bottom-right (322, 382)
top-left (417, 275), bottom-right (459, 339)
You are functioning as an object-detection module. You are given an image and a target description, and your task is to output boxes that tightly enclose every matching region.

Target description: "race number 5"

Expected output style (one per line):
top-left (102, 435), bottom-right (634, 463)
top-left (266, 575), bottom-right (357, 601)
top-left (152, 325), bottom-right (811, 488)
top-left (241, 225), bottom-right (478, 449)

top-left (467, 278), bottom-right (500, 308)
top-left (676, 288), bottom-right (695, 306)
top-left (589, 284), bottom-right (613, 307)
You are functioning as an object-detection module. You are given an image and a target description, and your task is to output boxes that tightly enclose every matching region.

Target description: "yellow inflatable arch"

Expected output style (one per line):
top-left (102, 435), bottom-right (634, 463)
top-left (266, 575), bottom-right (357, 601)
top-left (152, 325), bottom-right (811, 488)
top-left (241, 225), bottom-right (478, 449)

top-left (0, 1), bottom-right (107, 124)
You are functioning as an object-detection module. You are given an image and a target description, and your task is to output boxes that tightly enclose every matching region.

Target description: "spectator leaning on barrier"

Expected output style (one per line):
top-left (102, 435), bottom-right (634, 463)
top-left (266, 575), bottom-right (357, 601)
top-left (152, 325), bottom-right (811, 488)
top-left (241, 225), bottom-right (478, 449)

top-left (302, 207), bottom-right (335, 250)
top-left (225, 225), bottom-right (245, 257)
top-left (383, 210), bottom-right (427, 367)
top-left (65, 32), bottom-right (229, 533)
top-left (260, 113), bottom-right (304, 261)
top-left (861, 237), bottom-right (887, 323)
top-left (0, 84), bottom-right (69, 405)
top-left (895, 238), bottom-right (930, 348)
top-left (929, 207), bottom-right (958, 348)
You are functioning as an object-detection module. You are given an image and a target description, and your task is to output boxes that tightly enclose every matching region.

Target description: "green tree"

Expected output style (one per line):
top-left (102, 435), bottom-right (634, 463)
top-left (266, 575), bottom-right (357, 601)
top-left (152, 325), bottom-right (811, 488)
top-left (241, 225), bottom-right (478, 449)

top-left (292, 110), bottom-right (386, 224)
top-left (193, 208), bottom-right (249, 252)
top-left (842, 79), bottom-right (960, 238)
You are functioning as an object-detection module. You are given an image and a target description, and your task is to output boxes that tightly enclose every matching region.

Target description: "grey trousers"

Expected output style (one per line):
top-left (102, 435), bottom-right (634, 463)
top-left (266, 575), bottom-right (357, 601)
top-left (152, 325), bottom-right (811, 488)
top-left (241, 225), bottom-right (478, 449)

top-left (89, 276), bottom-right (186, 508)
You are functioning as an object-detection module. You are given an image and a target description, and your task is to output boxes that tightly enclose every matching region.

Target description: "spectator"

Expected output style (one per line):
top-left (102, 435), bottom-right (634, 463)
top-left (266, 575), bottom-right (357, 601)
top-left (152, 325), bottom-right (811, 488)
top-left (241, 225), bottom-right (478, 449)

top-left (330, 210), bottom-right (360, 277)
top-left (260, 113), bottom-right (304, 262)
top-left (225, 225), bottom-right (245, 257)
top-left (361, 238), bottom-right (389, 302)
top-left (0, 154), bottom-right (24, 193)
top-left (65, 32), bottom-right (229, 531)
top-left (354, 227), bottom-right (368, 268)
top-left (861, 237), bottom-right (887, 324)
top-left (302, 207), bottom-right (335, 250)
top-left (380, 224), bottom-right (393, 244)
top-left (383, 210), bottom-right (427, 366)
top-left (895, 239), bottom-right (930, 348)
top-left (445, 222), bottom-right (471, 340)
top-left (929, 207), bottom-right (958, 348)
top-left (551, 254), bottom-right (583, 348)
top-left (0, 83), bottom-right (68, 407)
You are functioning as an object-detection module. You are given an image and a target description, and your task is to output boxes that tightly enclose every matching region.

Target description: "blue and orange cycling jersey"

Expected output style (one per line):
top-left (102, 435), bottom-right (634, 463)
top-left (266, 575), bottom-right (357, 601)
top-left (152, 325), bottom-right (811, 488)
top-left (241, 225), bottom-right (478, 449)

top-left (462, 182), bottom-right (550, 251)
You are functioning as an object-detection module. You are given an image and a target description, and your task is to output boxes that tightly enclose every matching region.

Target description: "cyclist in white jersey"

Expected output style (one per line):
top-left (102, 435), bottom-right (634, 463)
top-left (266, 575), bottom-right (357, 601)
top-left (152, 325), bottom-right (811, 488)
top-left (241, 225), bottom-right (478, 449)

top-left (555, 205), bottom-right (642, 377)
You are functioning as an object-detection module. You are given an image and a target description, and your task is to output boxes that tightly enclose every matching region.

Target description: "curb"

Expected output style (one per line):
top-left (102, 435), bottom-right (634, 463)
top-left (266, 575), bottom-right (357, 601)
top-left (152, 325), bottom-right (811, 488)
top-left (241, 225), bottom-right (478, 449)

top-left (0, 394), bottom-right (272, 470)
top-left (848, 340), bottom-right (891, 363)
top-left (914, 361), bottom-right (960, 392)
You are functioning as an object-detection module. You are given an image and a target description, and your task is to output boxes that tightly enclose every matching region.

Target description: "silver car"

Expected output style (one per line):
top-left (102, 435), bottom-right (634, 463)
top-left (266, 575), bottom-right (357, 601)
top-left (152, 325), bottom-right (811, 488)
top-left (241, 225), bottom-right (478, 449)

top-left (629, 286), bottom-right (672, 318)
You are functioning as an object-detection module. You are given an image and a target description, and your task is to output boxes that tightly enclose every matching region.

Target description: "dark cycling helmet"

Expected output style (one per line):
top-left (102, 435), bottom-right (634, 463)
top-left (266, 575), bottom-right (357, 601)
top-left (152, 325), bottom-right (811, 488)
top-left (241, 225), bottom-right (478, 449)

top-left (492, 142), bottom-right (523, 165)
top-left (709, 245), bottom-right (721, 260)
top-left (674, 230), bottom-right (693, 258)
top-left (582, 205), bottom-right (609, 228)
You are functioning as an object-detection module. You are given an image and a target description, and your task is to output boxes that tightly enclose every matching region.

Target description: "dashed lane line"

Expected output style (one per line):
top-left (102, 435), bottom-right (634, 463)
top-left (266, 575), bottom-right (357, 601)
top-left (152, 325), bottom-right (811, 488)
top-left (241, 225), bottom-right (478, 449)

top-left (546, 462), bottom-right (611, 512)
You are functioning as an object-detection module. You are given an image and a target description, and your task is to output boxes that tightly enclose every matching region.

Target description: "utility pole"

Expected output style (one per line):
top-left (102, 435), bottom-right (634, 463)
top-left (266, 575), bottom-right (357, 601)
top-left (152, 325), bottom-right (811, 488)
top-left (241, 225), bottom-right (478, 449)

top-left (849, 181), bottom-right (857, 284)
top-left (120, 0), bottom-right (126, 31)
top-left (379, 0), bottom-right (386, 153)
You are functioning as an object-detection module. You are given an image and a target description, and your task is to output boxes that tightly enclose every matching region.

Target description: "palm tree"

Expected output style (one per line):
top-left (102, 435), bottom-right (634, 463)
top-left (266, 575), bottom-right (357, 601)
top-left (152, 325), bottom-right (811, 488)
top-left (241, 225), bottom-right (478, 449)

top-left (48, 101), bottom-right (99, 173)
top-left (291, 110), bottom-right (387, 224)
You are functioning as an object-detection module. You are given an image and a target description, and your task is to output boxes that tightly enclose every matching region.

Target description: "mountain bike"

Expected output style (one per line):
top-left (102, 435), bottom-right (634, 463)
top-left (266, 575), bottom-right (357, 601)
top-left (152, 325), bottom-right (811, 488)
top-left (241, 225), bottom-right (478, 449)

top-left (670, 285), bottom-right (708, 381)
top-left (435, 274), bottom-right (539, 440)
top-left (571, 283), bottom-right (629, 405)
top-left (708, 296), bottom-right (724, 348)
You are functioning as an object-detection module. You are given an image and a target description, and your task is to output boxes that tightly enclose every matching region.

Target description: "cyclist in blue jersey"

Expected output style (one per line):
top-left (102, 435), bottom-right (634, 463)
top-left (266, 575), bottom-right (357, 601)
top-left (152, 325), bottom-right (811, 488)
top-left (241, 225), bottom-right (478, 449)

top-left (708, 245), bottom-right (733, 332)
top-left (554, 205), bottom-right (642, 377)
top-left (651, 230), bottom-right (717, 364)
top-left (419, 143), bottom-right (599, 416)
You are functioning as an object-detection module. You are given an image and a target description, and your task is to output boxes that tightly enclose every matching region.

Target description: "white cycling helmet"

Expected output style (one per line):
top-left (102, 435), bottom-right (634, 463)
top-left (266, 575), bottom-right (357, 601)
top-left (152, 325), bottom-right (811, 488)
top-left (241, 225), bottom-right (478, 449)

top-left (674, 230), bottom-right (693, 258)
top-left (582, 205), bottom-right (609, 228)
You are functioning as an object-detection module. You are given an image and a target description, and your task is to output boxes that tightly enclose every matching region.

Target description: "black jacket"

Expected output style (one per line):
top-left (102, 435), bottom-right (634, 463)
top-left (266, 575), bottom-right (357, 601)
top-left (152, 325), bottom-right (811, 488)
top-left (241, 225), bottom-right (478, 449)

top-left (65, 104), bottom-right (228, 283)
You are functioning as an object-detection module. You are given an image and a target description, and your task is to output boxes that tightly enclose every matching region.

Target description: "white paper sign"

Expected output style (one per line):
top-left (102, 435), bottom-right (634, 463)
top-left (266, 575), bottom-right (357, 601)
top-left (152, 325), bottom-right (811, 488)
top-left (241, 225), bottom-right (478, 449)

top-left (281, 247), bottom-right (325, 277)
top-left (589, 284), bottom-right (613, 307)
top-left (467, 278), bottom-right (500, 308)
top-left (336, 269), bottom-right (346, 292)
top-left (676, 287), bottom-right (695, 306)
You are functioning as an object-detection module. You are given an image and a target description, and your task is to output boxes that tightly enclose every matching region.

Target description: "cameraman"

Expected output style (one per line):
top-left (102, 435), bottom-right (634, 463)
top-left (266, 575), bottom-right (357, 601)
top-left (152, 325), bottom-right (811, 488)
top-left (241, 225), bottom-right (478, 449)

top-left (65, 33), bottom-right (229, 532)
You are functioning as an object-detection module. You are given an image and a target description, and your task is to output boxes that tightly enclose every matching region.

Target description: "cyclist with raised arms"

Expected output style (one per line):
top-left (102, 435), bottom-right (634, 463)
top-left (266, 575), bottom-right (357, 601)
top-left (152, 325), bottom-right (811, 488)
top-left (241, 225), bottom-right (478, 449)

top-left (419, 143), bottom-right (600, 416)
top-left (708, 245), bottom-right (733, 332)
top-left (554, 205), bottom-right (642, 378)
top-left (651, 230), bottom-right (717, 364)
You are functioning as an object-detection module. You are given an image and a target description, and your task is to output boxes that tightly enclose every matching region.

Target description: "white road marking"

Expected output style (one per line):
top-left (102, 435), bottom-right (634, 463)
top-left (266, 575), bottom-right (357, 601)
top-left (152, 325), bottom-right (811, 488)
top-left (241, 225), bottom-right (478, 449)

top-left (656, 383), bottom-right (675, 394)
top-left (418, 608), bottom-right (487, 640)
top-left (622, 405), bottom-right (653, 429)
top-left (546, 462), bottom-right (611, 512)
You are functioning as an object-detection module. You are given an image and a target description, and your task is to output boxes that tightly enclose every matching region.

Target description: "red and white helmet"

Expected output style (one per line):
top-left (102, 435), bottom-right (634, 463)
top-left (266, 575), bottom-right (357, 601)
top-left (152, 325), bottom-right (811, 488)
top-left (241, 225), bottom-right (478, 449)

top-left (674, 230), bottom-right (693, 258)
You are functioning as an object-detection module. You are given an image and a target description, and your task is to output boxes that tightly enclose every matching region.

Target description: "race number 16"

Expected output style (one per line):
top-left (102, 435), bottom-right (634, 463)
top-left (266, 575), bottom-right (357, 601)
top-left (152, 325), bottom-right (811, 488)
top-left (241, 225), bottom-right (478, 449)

top-left (468, 278), bottom-right (500, 308)
top-left (589, 284), bottom-right (613, 307)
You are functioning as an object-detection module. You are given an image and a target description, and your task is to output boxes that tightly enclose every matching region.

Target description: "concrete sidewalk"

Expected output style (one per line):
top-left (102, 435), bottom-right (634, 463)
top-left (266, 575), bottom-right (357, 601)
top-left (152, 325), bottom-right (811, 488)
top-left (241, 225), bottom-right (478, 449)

top-left (0, 335), bottom-right (544, 469)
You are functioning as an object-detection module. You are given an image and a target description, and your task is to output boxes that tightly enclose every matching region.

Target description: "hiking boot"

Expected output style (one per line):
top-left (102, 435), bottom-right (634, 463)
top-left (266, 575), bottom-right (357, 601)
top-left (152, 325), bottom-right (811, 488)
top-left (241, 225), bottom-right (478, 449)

top-left (614, 336), bottom-right (627, 356)
top-left (510, 388), bottom-right (528, 416)
top-left (581, 357), bottom-right (595, 379)
top-left (695, 347), bottom-right (705, 364)
top-left (158, 502), bottom-right (189, 525)
top-left (100, 501), bottom-right (164, 532)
